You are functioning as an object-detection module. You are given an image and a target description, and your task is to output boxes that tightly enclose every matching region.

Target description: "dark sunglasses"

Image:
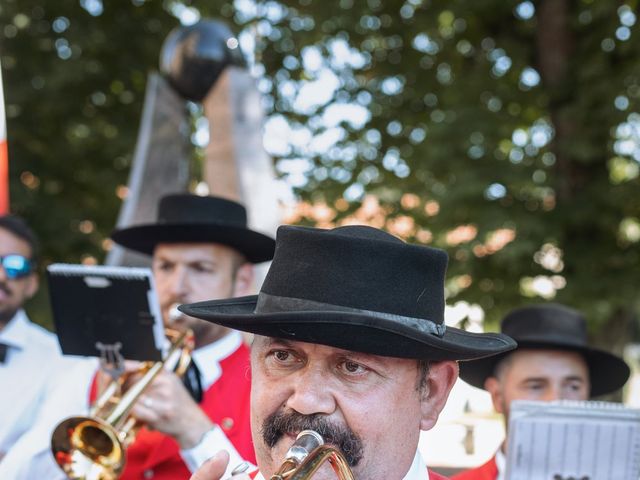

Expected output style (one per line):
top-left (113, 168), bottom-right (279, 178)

top-left (1, 255), bottom-right (34, 279)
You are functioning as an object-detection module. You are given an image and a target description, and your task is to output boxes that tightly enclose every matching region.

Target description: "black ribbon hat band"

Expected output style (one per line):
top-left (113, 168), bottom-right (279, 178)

top-left (255, 292), bottom-right (447, 338)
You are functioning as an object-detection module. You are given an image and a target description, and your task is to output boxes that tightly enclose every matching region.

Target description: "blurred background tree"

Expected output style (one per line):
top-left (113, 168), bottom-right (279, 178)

top-left (1, 0), bottom-right (639, 353)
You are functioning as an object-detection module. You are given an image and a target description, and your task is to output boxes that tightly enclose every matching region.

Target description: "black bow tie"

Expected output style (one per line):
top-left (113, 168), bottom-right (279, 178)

top-left (181, 359), bottom-right (203, 403)
top-left (0, 343), bottom-right (7, 363)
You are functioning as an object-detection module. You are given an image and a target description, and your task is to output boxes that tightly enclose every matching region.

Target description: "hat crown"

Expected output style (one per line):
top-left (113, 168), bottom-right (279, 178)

top-left (502, 303), bottom-right (588, 347)
top-left (157, 194), bottom-right (247, 227)
top-left (110, 194), bottom-right (275, 262)
top-left (259, 225), bottom-right (448, 324)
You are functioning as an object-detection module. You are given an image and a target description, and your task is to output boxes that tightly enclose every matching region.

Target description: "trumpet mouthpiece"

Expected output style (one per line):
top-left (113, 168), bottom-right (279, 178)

top-left (285, 430), bottom-right (324, 463)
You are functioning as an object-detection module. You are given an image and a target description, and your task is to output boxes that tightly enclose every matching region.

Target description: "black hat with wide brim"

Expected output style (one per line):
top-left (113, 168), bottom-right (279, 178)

top-left (180, 225), bottom-right (517, 361)
top-left (111, 194), bottom-right (275, 263)
top-left (458, 303), bottom-right (630, 397)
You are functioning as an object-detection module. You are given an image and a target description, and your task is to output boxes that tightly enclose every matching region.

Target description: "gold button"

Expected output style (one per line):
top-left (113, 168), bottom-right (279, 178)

top-left (221, 417), bottom-right (234, 430)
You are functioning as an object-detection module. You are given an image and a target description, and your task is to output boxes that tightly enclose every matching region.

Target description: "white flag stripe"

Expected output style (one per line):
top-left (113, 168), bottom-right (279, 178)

top-left (0, 62), bottom-right (5, 140)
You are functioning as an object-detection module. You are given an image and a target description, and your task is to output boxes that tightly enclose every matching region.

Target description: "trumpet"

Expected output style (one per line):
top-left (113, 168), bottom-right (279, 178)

top-left (50, 328), bottom-right (194, 480)
top-left (270, 430), bottom-right (355, 480)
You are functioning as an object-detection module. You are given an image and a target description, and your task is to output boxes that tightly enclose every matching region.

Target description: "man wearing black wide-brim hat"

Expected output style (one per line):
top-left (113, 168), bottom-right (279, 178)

top-left (1, 194), bottom-right (275, 480)
top-left (452, 303), bottom-right (631, 480)
top-left (182, 224), bottom-right (516, 480)
top-left (110, 194), bottom-right (274, 480)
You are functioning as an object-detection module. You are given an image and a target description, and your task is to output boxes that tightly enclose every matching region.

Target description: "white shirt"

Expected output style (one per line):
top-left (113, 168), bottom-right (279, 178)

top-left (180, 331), bottom-right (246, 475)
top-left (495, 449), bottom-right (506, 480)
top-left (0, 355), bottom-right (98, 478)
top-left (252, 450), bottom-right (430, 480)
top-left (0, 331), bottom-right (246, 479)
top-left (0, 310), bottom-right (64, 454)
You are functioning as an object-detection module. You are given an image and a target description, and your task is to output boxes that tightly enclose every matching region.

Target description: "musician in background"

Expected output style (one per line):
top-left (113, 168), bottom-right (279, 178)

top-left (182, 224), bottom-right (517, 480)
top-left (0, 194), bottom-right (275, 479)
top-left (0, 215), bottom-right (64, 459)
top-left (452, 303), bottom-right (631, 480)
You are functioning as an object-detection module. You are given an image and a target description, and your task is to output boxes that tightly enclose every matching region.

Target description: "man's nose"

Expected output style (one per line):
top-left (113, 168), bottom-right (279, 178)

top-left (167, 266), bottom-right (189, 297)
top-left (542, 385), bottom-right (562, 401)
top-left (285, 366), bottom-right (337, 416)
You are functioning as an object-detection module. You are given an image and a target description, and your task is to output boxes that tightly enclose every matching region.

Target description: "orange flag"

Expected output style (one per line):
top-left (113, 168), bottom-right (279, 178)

top-left (0, 61), bottom-right (8, 214)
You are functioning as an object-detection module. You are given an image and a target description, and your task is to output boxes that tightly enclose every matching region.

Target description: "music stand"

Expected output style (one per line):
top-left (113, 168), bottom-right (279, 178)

top-left (47, 264), bottom-right (165, 378)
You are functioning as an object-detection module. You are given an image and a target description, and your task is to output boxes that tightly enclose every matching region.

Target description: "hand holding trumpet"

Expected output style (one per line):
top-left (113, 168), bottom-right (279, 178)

top-left (190, 451), bottom-right (252, 480)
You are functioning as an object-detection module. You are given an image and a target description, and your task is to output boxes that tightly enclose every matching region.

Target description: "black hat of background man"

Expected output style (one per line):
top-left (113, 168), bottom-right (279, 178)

top-left (458, 303), bottom-right (630, 397)
top-left (111, 194), bottom-right (275, 263)
top-left (180, 225), bottom-right (516, 361)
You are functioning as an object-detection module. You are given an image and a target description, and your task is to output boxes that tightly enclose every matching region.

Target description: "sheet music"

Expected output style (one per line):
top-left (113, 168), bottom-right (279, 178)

top-left (505, 400), bottom-right (640, 480)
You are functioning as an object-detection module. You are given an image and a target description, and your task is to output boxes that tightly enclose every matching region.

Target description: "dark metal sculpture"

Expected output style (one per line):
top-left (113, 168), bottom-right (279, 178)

top-left (106, 20), bottom-right (246, 266)
top-left (160, 20), bottom-right (245, 102)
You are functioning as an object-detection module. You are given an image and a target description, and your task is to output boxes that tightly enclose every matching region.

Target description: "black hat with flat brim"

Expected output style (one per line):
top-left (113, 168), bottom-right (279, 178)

top-left (111, 194), bottom-right (275, 263)
top-left (180, 224), bottom-right (516, 361)
top-left (458, 303), bottom-right (630, 397)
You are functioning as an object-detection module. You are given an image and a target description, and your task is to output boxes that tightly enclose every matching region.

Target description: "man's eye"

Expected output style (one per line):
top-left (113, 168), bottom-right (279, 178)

top-left (341, 361), bottom-right (367, 375)
top-left (192, 264), bottom-right (214, 273)
top-left (273, 350), bottom-right (291, 362)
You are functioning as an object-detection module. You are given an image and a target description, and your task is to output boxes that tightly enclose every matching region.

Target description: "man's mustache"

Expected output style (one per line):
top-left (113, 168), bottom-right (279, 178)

top-left (261, 411), bottom-right (364, 467)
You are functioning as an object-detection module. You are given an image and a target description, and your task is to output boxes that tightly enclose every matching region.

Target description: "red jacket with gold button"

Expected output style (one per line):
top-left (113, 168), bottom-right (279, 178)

top-left (90, 342), bottom-right (254, 480)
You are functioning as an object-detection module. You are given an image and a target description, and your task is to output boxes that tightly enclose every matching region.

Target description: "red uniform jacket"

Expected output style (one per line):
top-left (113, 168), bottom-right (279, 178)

top-left (450, 455), bottom-right (498, 480)
top-left (90, 343), bottom-right (254, 480)
top-left (429, 469), bottom-right (450, 479)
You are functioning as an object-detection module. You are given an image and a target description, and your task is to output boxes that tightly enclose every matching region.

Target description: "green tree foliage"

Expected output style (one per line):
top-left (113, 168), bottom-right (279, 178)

top-left (0, 0), bottom-right (180, 320)
top-left (1, 0), bottom-right (639, 346)
top-left (204, 0), bottom-right (640, 345)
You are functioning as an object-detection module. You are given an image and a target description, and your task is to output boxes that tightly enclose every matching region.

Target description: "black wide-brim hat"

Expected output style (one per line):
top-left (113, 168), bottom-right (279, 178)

top-left (111, 194), bottom-right (275, 263)
top-left (180, 225), bottom-right (516, 361)
top-left (458, 303), bottom-right (630, 397)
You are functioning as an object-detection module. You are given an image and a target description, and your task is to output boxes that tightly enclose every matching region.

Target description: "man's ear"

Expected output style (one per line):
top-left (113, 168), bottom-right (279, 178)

top-left (233, 263), bottom-right (255, 297)
top-left (419, 360), bottom-right (459, 431)
top-left (484, 376), bottom-right (504, 414)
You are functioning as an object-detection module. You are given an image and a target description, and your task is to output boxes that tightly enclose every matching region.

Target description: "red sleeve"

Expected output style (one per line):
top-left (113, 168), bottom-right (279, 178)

top-left (428, 469), bottom-right (450, 480)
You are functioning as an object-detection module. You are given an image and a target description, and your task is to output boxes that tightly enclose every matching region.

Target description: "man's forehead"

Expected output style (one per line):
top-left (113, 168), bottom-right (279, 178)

top-left (0, 226), bottom-right (32, 256)
top-left (502, 348), bottom-right (589, 378)
top-left (153, 242), bottom-right (239, 261)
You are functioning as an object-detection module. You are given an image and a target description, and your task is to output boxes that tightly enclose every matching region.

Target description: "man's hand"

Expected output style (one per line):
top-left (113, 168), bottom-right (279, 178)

top-left (132, 369), bottom-right (214, 448)
top-left (189, 451), bottom-right (252, 480)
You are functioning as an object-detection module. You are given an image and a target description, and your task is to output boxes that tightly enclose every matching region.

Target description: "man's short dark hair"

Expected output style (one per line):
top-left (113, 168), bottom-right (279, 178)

top-left (0, 215), bottom-right (39, 263)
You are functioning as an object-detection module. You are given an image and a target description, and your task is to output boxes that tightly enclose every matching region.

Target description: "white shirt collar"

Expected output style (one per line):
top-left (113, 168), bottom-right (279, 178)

top-left (495, 448), bottom-right (506, 480)
top-left (0, 310), bottom-right (30, 350)
top-left (252, 450), bottom-right (429, 480)
top-left (191, 330), bottom-right (243, 390)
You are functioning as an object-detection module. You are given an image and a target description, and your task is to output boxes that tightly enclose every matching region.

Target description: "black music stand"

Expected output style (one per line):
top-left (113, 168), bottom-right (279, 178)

top-left (47, 264), bottom-right (165, 374)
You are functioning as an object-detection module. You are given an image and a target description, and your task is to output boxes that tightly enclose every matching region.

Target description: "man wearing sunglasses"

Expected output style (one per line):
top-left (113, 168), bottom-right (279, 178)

top-left (0, 214), bottom-right (63, 459)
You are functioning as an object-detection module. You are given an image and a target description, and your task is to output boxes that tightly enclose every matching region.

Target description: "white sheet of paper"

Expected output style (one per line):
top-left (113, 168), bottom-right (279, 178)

top-left (505, 400), bottom-right (640, 480)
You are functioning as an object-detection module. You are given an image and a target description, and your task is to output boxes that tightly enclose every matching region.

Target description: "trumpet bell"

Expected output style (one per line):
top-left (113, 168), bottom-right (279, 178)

top-left (50, 328), bottom-right (194, 479)
top-left (52, 416), bottom-right (124, 480)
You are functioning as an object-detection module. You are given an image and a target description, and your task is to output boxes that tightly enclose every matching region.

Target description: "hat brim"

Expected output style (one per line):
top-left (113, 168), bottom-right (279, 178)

top-left (179, 296), bottom-right (517, 361)
top-left (458, 340), bottom-right (630, 397)
top-left (111, 223), bottom-right (275, 263)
